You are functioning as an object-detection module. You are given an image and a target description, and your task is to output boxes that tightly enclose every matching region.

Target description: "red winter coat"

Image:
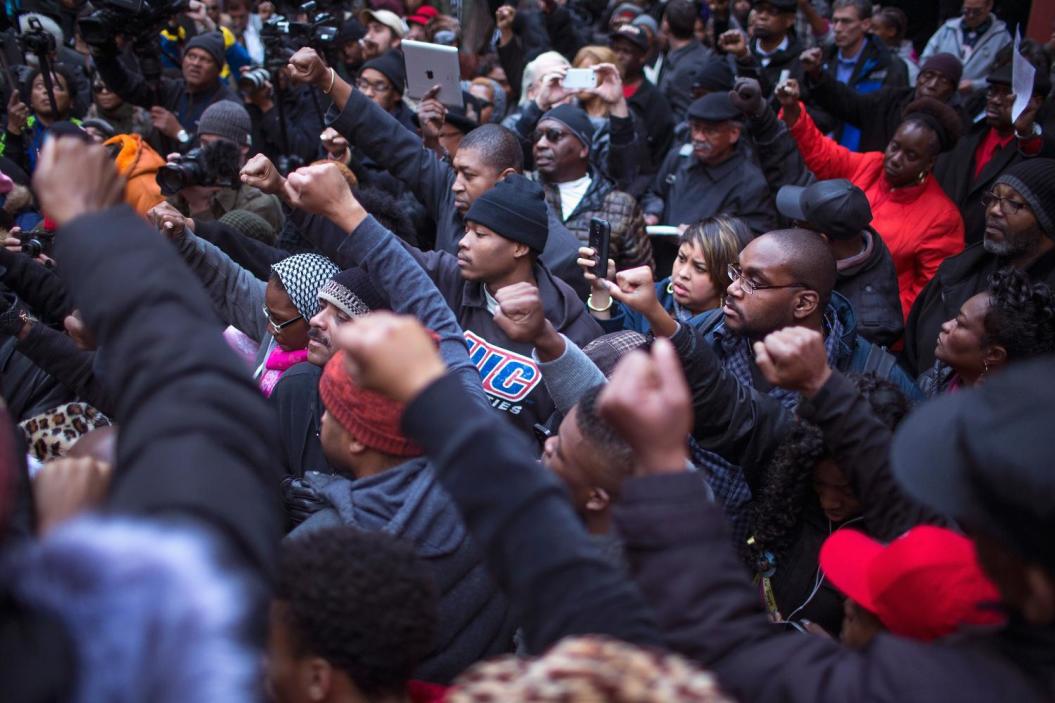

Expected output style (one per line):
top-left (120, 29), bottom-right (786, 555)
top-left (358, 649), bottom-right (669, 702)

top-left (789, 106), bottom-right (964, 318)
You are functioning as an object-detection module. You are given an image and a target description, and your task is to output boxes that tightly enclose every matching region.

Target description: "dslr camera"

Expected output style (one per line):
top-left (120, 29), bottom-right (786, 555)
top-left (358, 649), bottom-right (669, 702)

top-left (156, 139), bottom-right (242, 196)
top-left (79, 0), bottom-right (190, 47)
top-left (17, 229), bottom-right (55, 258)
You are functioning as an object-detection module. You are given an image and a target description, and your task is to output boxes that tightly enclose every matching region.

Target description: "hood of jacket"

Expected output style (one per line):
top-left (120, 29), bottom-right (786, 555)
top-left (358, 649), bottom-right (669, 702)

top-left (305, 459), bottom-right (468, 558)
top-left (106, 133), bottom-right (167, 180)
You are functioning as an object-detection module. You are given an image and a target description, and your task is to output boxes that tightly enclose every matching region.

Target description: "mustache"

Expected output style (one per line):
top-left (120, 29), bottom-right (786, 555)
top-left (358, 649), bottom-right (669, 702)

top-left (307, 327), bottom-right (330, 347)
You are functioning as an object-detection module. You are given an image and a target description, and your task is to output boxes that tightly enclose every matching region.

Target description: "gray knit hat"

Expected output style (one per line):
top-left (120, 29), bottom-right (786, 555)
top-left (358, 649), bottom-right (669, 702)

top-left (317, 267), bottom-right (387, 318)
top-left (994, 158), bottom-right (1055, 238)
top-left (197, 100), bottom-right (252, 147)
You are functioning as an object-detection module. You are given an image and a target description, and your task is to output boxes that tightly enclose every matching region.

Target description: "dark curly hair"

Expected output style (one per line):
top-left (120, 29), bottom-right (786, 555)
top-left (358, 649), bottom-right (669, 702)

top-left (900, 97), bottom-right (963, 154)
top-left (983, 267), bottom-right (1055, 362)
top-left (276, 526), bottom-right (436, 696)
top-left (743, 374), bottom-right (911, 569)
top-left (354, 186), bottom-right (418, 247)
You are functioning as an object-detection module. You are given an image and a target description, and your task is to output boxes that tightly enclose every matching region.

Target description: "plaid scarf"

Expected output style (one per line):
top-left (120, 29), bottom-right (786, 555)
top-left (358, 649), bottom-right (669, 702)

top-left (713, 309), bottom-right (845, 410)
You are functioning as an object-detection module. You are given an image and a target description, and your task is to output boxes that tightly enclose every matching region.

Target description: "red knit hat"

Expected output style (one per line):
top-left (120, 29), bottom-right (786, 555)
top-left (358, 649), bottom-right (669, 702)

top-left (319, 351), bottom-right (422, 457)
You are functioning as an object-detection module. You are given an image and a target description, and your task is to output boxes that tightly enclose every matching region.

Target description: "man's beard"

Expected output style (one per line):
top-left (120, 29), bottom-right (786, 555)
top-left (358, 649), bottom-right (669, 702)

top-left (983, 226), bottom-right (1043, 259)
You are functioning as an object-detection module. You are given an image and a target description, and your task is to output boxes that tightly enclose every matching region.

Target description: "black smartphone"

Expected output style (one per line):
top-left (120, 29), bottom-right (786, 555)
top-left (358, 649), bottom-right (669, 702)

top-left (588, 217), bottom-right (611, 282)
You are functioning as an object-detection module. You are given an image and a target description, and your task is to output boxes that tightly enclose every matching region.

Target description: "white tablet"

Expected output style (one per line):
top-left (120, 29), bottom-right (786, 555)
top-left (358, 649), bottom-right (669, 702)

top-left (402, 39), bottom-right (464, 109)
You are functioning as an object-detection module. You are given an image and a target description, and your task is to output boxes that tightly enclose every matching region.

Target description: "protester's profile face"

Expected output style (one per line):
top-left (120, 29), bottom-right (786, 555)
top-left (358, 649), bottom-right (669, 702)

top-left (543, 406), bottom-right (605, 516)
top-left (882, 122), bottom-right (935, 188)
top-left (812, 457), bottom-right (862, 524)
top-left (469, 81), bottom-right (495, 123)
top-left (690, 119), bottom-right (739, 165)
top-left (183, 47), bottom-right (220, 90)
top-left (983, 183), bottom-right (1042, 258)
top-left (723, 238), bottom-right (801, 338)
top-left (457, 221), bottom-right (519, 282)
top-left (357, 67), bottom-right (398, 112)
top-left (205, 0), bottom-right (221, 24)
top-left (751, 3), bottom-right (793, 41)
top-left (935, 291), bottom-right (992, 376)
top-left (265, 280), bottom-right (310, 351)
top-left (307, 300), bottom-right (352, 366)
top-left (363, 22), bottom-right (397, 60)
top-left (671, 240), bottom-right (722, 314)
top-left (832, 5), bottom-right (869, 50)
top-left (609, 38), bottom-right (645, 78)
top-left (30, 72), bottom-right (71, 118)
top-left (840, 598), bottom-right (885, 649)
top-left (984, 83), bottom-right (1014, 130)
top-left (533, 118), bottom-right (587, 182)
top-left (915, 68), bottom-right (956, 102)
top-left (265, 601), bottom-right (315, 703)
top-left (450, 147), bottom-right (500, 213)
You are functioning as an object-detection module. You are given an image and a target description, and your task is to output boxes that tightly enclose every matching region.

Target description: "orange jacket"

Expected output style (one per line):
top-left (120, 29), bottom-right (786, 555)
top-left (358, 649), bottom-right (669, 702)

top-left (106, 134), bottom-right (166, 216)
top-left (789, 106), bottom-right (965, 319)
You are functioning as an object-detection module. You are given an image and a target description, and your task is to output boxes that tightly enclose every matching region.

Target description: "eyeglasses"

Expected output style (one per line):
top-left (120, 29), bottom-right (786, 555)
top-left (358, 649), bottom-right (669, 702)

top-left (262, 304), bottom-right (304, 332)
top-left (92, 83), bottom-right (111, 94)
top-left (531, 127), bottom-right (567, 144)
top-left (727, 264), bottom-right (806, 295)
top-left (356, 78), bottom-right (392, 94)
top-left (981, 191), bottom-right (1029, 216)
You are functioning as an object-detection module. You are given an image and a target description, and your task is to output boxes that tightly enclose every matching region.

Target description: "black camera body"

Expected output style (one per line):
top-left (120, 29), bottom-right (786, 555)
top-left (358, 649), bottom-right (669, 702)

top-left (79, 0), bottom-right (190, 47)
top-left (156, 139), bottom-right (242, 196)
top-left (18, 229), bottom-right (55, 258)
top-left (261, 4), bottom-right (338, 69)
top-left (17, 17), bottom-right (57, 57)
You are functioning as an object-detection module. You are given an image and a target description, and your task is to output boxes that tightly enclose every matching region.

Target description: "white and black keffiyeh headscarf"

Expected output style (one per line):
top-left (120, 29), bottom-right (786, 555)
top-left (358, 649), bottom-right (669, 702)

top-left (271, 254), bottom-right (339, 321)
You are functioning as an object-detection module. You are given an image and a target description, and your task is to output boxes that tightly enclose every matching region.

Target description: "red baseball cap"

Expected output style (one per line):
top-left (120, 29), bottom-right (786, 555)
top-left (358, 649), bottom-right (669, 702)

top-left (407, 5), bottom-right (438, 25)
top-left (820, 526), bottom-right (1004, 642)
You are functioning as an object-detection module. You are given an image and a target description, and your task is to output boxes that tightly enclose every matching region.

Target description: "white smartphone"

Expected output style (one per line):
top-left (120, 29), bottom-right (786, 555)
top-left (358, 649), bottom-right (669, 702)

top-left (562, 67), bottom-right (597, 90)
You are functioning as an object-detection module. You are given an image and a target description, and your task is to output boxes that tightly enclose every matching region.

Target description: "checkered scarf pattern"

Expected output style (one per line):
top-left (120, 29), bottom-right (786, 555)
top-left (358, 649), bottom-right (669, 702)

top-left (714, 309), bottom-right (845, 410)
top-left (271, 254), bottom-right (339, 321)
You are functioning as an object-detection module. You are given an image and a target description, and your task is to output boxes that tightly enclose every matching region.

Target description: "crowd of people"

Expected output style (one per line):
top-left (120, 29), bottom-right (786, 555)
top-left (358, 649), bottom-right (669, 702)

top-left (0, 0), bottom-right (1054, 700)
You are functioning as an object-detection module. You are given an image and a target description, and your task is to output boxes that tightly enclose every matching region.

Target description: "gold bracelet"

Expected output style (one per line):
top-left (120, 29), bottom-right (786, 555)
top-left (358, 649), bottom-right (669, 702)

top-left (587, 294), bottom-right (613, 312)
top-left (323, 67), bottom-right (336, 95)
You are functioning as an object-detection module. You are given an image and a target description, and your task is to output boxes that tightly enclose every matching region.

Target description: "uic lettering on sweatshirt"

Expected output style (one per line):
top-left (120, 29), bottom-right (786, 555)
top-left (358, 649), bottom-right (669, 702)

top-left (464, 331), bottom-right (542, 405)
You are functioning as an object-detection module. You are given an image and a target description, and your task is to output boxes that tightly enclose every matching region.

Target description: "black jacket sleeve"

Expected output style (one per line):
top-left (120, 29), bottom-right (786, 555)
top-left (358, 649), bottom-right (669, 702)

top-left (402, 372), bottom-right (662, 653)
top-left (796, 371), bottom-right (945, 539)
top-left (194, 219), bottom-right (290, 280)
top-left (745, 106), bottom-right (814, 195)
top-left (53, 205), bottom-right (284, 579)
top-left (670, 322), bottom-right (791, 482)
top-left (16, 324), bottom-right (114, 416)
top-left (497, 36), bottom-right (527, 106)
top-left (804, 71), bottom-right (890, 134)
top-left (0, 249), bottom-right (74, 323)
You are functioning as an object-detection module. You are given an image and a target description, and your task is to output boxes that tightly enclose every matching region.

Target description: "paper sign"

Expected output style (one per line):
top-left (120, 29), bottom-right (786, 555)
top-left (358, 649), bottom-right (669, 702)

top-left (1011, 28), bottom-right (1035, 125)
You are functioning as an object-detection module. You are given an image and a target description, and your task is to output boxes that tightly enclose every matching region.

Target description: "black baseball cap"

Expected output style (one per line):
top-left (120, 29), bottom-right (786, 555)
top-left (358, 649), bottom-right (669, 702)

top-left (610, 24), bottom-right (650, 52)
top-left (753, 0), bottom-right (798, 12)
top-left (776, 179), bottom-right (873, 240)
top-left (891, 356), bottom-right (1055, 573)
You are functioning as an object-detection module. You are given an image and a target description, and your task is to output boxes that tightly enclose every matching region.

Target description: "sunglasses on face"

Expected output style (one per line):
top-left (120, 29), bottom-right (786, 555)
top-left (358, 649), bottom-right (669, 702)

top-left (531, 127), bottom-right (568, 144)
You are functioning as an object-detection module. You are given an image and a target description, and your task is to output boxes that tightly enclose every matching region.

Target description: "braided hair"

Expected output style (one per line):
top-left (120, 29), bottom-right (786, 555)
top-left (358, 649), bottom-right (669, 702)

top-left (983, 268), bottom-right (1055, 362)
top-left (743, 374), bottom-right (911, 571)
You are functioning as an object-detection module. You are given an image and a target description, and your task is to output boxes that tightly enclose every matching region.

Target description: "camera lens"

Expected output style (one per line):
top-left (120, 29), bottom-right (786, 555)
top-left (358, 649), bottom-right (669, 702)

top-left (156, 164), bottom-right (189, 196)
top-left (20, 239), bottom-right (43, 258)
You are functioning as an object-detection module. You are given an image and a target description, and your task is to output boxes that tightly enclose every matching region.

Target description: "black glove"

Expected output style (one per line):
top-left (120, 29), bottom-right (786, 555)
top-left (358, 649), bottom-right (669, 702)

top-left (729, 77), bottom-right (767, 120)
top-left (0, 290), bottom-right (28, 337)
top-left (281, 475), bottom-right (327, 530)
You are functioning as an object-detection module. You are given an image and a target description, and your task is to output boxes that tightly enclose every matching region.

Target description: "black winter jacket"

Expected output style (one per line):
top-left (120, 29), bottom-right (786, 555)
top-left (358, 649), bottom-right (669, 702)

top-left (403, 372), bottom-right (661, 653)
top-left (904, 243), bottom-right (1055, 376)
top-left (934, 122), bottom-right (1055, 245)
top-left (834, 229), bottom-right (904, 348)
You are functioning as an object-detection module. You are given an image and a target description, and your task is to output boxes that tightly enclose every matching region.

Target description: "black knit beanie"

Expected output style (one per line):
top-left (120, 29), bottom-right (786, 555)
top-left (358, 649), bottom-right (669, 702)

top-left (994, 158), bottom-right (1055, 239)
top-left (360, 50), bottom-right (405, 95)
top-left (541, 104), bottom-right (594, 151)
top-left (184, 31), bottom-right (226, 69)
top-left (465, 174), bottom-right (549, 253)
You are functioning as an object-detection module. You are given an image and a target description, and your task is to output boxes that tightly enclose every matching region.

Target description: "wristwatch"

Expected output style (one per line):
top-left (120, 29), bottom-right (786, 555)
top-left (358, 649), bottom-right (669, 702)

top-left (176, 129), bottom-right (191, 145)
top-left (1015, 122), bottom-right (1042, 140)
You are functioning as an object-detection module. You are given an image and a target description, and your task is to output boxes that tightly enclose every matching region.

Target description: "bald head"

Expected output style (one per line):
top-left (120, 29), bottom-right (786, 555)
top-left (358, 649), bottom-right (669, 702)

top-left (761, 228), bottom-right (837, 306)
